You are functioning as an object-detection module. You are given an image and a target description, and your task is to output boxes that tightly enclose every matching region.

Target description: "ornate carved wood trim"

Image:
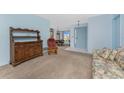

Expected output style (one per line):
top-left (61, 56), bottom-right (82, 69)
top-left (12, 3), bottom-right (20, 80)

top-left (10, 27), bottom-right (43, 66)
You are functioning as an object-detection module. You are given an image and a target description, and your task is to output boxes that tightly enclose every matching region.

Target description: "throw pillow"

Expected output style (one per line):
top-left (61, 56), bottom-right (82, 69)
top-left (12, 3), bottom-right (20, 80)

top-left (117, 51), bottom-right (124, 69)
top-left (108, 50), bottom-right (118, 61)
top-left (101, 48), bottom-right (111, 59)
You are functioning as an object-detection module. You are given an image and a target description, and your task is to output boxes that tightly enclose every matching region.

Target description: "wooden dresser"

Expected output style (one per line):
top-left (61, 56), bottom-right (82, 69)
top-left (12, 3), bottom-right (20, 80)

top-left (10, 27), bottom-right (43, 66)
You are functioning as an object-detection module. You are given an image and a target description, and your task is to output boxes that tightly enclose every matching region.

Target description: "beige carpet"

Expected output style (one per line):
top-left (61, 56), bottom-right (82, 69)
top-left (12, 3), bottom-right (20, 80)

top-left (0, 47), bottom-right (93, 79)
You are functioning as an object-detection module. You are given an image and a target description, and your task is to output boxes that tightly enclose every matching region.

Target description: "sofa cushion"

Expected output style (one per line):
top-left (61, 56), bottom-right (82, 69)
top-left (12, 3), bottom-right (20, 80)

top-left (93, 58), bottom-right (124, 79)
top-left (92, 48), bottom-right (124, 79)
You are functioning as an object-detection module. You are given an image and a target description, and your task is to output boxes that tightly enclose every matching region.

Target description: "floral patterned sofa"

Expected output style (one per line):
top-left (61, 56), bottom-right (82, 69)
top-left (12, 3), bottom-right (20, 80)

top-left (92, 48), bottom-right (124, 79)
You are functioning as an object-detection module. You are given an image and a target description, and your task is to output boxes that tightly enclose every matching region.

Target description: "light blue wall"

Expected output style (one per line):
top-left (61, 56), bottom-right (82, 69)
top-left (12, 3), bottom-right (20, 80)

top-left (0, 14), bottom-right (50, 66)
top-left (120, 14), bottom-right (124, 47)
top-left (88, 15), bottom-right (113, 52)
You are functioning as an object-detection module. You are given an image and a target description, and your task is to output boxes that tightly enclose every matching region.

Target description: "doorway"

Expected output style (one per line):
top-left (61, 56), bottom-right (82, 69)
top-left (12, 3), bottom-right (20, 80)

top-left (63, 31), bottom-right (70, 46)
top-left (74, 27), bottom-right (87, 50)
top-left (112, 15), bottom-right (120, 49)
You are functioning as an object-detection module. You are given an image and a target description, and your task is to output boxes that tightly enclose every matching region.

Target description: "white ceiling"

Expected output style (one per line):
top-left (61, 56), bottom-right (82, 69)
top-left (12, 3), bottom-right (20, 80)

top-left (37, 14), bottom-right (98, 31)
